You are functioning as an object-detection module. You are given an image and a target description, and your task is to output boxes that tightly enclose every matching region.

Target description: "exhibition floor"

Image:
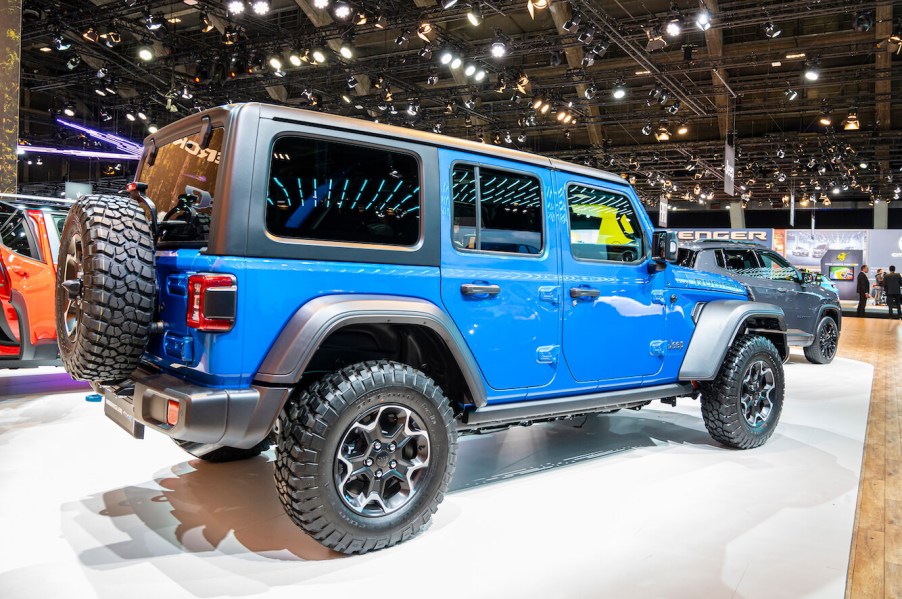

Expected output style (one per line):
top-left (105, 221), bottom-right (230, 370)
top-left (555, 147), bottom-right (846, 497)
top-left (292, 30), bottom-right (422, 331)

top-left (0, 354), bottom-right (873, 599)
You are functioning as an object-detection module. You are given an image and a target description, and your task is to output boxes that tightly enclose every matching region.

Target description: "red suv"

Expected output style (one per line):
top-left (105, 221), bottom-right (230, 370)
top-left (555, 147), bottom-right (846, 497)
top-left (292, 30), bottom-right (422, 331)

top-left (0, 195), bottom-right (70, 367)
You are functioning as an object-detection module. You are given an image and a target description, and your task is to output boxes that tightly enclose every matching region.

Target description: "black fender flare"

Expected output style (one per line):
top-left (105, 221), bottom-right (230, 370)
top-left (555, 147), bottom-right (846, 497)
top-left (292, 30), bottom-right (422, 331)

top-left (816, 303), bottom-right (842, 331)
top-left (679, 300), bottom-right (787, 381)
top-left (253, 294), bottom-right (488, 407)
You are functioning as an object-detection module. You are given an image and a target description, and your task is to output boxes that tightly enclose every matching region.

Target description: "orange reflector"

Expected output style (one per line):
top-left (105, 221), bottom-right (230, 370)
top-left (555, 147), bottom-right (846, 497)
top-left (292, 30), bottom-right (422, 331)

top-left (166, 400), bottom-right (179, 426)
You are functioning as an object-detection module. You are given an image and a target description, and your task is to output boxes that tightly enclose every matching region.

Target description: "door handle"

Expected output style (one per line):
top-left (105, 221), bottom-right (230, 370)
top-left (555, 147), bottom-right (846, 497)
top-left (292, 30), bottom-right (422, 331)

top-left (461, 283), bottom-right (501, 296)
top-left (777, 288), bottom-right (788, 293)
top-left (570, 287), bottom-right (600, 298)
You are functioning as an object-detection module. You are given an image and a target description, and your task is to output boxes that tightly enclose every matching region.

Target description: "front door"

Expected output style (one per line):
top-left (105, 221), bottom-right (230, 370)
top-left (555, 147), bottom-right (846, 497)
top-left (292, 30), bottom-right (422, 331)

top-left (439, 151), bottom-right (561, 391)
top-left (753, 250), bottom-right (822, 336)
top-left (556, 174), bottom-right (667, 384)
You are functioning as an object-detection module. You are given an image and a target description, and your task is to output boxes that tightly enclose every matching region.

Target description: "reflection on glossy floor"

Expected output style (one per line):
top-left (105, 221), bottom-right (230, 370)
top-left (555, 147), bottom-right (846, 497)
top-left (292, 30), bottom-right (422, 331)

top-left (0, 355), bottom-right (873, 599)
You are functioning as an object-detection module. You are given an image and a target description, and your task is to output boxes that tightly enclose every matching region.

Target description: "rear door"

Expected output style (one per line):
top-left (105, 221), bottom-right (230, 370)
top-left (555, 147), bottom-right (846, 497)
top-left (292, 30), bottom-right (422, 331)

top-left (439, 151), bottom-right (561, 392)
top-left (556, 173), bottom-right (666, 384)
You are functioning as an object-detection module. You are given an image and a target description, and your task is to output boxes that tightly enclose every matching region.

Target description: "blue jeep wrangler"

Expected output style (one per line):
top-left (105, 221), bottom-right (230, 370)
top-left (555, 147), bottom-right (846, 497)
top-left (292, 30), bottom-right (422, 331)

top-left (56, 103), bottom-right (787, 555)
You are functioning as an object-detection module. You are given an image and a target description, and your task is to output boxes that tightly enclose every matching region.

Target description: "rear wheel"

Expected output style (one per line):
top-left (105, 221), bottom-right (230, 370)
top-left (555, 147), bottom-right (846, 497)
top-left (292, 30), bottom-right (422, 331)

top-left (700, 335), bottom-right (784, 449)
top-left (803, 316), bottom-right (838, 365)
top-left (55, 195), bottom-right (155, 383)
top-left (274, 360), bottom-right (457, 555)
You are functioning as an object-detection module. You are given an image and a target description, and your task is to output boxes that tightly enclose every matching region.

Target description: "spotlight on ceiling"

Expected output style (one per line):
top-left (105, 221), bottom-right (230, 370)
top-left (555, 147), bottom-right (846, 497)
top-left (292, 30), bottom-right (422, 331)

top-left (666, 100), bottom-right (681, 114)
top-left (419, 45), bottom-right (433, 60)
top-left (645, 26), bottom-right (667, 52)
top-left (584, 83), bottom-right (598, 100)
top-left (417, 21), bottom-right (433, 42)
top-left (427, 70), bottom-right (439, 85)
top-left (66, 54), bottom-right (81, 70)
top-left (53, 34), bottom-right (71, 51)
top-left (200, 13), bottom-right (215, 33)
top-left (467, 3), bottom-right (482, 26)
top-left (549, 50), bottom-right (563, 67)
top-left (464, 63), bottom-right (476, 77)
top-left (228, 1), bottom-right (245, 14)
top-left (695, 9), bottom-right (712, 31)
top-left (852, 10), bottom-right (874, 33)
top-left (312, 47), bottom-right (327, 63)
top-left (577, 27), bottom-right (595, 45)
top-left (450, 56), bottom-right (462, 69)
top-left (137, 40), bottom-right (154, 62)
top-left (843, 109), bottom-right (860, 130)
top-left (491, 33), bottom-right (507, 58)
top-left (676, 121), bottom-right (689, 135)
top-left (313, 0), bottom-right (329, 8)
top-left (562, 13), bottom-right (580, 34)
top-left (433, 122), bottom-right (444, 134)
top-left (784, 87), bottom-right (799, 101)
top-left (82, 26), bottom-right (99, 43)
top-left (268, 53), bottom-right (283, 70)
top-left (641, 122), bottom-right (653, 136)
top-left (665, 13), bottom-right (683, 37)
top-left (252, 0), bottom-right (270, 15)
top-left (148, 123), bottom-right (159, 134)
top-left (803, 59), bottom-right (820, 81)
top-left (63, 101), bottom-right (76, 117)
top-left (145, 12), bottom-right (164, 30)
top-left (442, 0), bottom-right (458, 8)
top-left (818, 110), bottom-right (832, 127)
top-left (654, 125), bottom-right (671, 142)
top-left (612, 80), bottom-right (627, 99)
top-left (340, 41), bottom-right (354, 59)
top-left (125, 108), bottom-right (136, 122)
top-left (474, 69), bottom-right (486, 82)
top-left (331, 1), bottom-right (351, 20)
top-left (407, 100), bottom-right (420, 116)
top-left (763, 22), bottom-right (782, 38)
top-left (395, 31), bottom-right (410, 47)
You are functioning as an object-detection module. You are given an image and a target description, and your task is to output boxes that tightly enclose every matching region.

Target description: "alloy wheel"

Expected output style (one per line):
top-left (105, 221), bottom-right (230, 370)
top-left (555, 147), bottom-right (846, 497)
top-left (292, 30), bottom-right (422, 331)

top-left (739, 359), bottom-right (776, 428)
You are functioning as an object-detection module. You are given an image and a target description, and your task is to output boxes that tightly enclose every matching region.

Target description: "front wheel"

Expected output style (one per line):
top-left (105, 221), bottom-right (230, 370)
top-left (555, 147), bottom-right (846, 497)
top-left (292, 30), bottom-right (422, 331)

top-left (803, 316), bottom-right (839, 364)
top-left (700, 335), bottom-right (784, 449)
top-left (274, 360), bottom-right (457, 555)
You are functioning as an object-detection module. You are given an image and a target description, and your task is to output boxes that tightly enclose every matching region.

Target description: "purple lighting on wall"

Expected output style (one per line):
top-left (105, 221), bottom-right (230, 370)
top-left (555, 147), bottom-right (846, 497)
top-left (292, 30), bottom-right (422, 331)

top-left (17, 145), bottom-right (140, 160)
top-left (55, 118), bottom-right (143, 156)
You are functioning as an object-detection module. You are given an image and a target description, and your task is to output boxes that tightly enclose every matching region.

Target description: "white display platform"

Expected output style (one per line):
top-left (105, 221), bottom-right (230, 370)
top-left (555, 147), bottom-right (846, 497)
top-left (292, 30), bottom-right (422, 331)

top-left (0, 354), bottom-right (872, 599)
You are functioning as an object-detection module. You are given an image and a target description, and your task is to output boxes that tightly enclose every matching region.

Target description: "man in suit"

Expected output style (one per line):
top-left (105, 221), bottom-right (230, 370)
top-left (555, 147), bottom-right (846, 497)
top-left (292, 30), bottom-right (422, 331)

top-left (857, 265), bottom-right (870, 317)
top-left (885, 265), bottom-right (902, 319)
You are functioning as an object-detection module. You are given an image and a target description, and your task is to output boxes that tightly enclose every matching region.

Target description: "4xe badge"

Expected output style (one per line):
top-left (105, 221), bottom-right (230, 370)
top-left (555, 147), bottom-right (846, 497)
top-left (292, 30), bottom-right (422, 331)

top-left (668, 340), bottom-right (685, 351)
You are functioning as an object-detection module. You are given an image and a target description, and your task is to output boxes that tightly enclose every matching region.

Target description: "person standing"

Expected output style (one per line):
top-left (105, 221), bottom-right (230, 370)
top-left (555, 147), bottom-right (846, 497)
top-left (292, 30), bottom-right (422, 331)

top-left (874, 268), bottom-right (885, 305)
top-left (857, 265), bottom-right (870, 317)
top-left (885, 265), bottom-right (902, 319)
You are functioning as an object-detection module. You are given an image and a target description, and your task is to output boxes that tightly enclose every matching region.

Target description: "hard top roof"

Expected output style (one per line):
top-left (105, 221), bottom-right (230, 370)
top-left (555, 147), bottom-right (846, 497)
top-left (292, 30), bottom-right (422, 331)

top-left (679, 239), bottom-right (769, 251)
top-left (0, 193), bottom-right (73, 211)
top-left (149, 102), bottom-right (629, 189)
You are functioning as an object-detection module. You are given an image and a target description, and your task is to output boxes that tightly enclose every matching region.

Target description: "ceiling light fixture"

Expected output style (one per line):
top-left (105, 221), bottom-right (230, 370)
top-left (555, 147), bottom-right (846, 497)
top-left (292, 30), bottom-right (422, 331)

top-left (611, 80), bottom-right (627, 99)
top-left (655, 125), bottom-right (671, 142)
top-left (843, 109), bottom-right (860, 130)
top-left (467, 3), bottom-right (483, 26)
top-left (228, 1), bottom-right (245, 15)
top-left (491, 32), bottom-right (507, 58)
top-left (695, 7), bottom-right (712, 31)
top-left (252, 0), bottom-right (270, 15)
top-left (803, 59), bottom-right (820, 81)
top-left (784, 87), bottom-right (798, 101)
top-left (82, 26), bottom-right (99, 42)
top-left (852, 10), bottom-right (874, 33)
top-left (677, 121), bottom-right (689, 135)
top-left (137, 39), bottom-right (154, 61)
top-left (417, 21), bottom-right (433, 42)
top-left (763, 22), bottom-right (782, 38)
top-left (332, 1), bottom-right (351, 19)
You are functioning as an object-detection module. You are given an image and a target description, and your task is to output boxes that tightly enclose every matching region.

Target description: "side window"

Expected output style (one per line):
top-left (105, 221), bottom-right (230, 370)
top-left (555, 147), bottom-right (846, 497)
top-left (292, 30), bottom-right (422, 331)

top-left (722, 249), bottom-right (761, 277)
top-left (758, 251), bottom-right (799, 281)
top-left (0, 208), bottom-right (39, 260)
top-left (714, 250), bottom-right (726, 269)
top-left (676, 248), bottom-right (696, 267)
top-left (566, 184), bottom-right (643, 263)
top-left (265, 136), bottom-right (421, 246)
top-left (451, 165), bottom-right (543, 255)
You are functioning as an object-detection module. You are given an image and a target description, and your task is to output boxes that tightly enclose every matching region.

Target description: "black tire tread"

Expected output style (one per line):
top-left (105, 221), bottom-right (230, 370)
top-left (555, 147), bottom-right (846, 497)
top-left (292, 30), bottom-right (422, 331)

top-left (55, 195), bottom-right (155, 383)
top-left (274, 360), bottom-right (457, 555)
top-left (700, 334), bottom-right (784, 449)
top-left (803, 316), bottom-right (838, 365)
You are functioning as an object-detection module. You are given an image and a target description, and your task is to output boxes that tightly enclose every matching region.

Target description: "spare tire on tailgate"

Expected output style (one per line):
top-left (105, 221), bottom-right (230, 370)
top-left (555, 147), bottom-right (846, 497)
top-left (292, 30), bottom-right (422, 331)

top-left (56, 195), bottom-right (155, 383)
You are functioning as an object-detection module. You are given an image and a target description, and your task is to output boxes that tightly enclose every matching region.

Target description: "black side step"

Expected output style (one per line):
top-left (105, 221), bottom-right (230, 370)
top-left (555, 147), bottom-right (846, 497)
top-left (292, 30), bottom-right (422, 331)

top-left (457, 382), bottom-right (694, 432)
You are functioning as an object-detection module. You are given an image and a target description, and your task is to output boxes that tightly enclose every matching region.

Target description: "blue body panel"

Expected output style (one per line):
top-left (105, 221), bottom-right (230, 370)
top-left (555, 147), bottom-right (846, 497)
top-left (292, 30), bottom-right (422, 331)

top-left (144, 147), bottom-right (747, 404)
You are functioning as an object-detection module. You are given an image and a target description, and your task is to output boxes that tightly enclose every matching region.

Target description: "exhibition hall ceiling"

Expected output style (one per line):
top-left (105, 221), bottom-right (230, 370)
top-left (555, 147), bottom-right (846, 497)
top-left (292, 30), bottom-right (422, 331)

top-left (16, 0), bottom-right (902, 208)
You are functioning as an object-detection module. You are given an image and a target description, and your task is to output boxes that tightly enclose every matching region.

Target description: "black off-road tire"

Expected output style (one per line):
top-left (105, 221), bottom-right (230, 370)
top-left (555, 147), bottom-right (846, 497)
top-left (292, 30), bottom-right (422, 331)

top-left (174, 438), bottom-right (272, 463)
top-left (700, 335), bottom-right (784, 449)
top-left (275, 360), bottom-right (457, 555)
top-left (55, 195), bottom-right (155, 383)
top-left (803, 316), bottom-right (839, 365)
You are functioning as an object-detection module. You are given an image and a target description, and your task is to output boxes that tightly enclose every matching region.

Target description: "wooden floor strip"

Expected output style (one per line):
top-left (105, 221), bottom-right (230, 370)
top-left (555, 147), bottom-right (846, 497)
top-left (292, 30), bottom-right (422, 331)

top-left (842, 317), bottom-right (902, 598)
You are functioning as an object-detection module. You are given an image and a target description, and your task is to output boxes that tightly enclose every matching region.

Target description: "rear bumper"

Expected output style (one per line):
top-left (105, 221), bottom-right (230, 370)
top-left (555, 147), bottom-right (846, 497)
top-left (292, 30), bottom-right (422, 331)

top-left (95, 365), bottom-right (291, 449)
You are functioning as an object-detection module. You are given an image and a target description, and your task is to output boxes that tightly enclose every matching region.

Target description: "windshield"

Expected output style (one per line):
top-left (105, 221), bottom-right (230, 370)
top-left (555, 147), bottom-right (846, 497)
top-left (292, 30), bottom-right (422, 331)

top-left (136, 127), bottom-right (224, 245)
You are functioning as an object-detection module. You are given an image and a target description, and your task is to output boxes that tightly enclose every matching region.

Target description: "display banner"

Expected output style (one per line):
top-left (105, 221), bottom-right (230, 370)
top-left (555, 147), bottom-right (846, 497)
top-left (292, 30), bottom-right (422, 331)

top-left (867, 230), bottom-right (902, 269)
top-left (658, 194), bottom-right (668, 227)
top-left (784, 229), bottom-right (867, 268)
top-left (724, 140), bottom-right (735, 196)
top-left (674, 228), bottom-right (773, 247)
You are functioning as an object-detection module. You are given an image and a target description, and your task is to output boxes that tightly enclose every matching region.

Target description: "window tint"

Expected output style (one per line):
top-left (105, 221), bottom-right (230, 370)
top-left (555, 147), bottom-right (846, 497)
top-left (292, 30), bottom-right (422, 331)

top-left (758, 251), bottom-right (798, 281)
top-left (451, 165), bottom-right (542, 255)
top-left (722, 249), bottom-right (761, 276)
top-left (676, 248), bottom-right (696, 267)
top-left (0, 207), bottom-right (38, 260)
top-left (265, 136), bottom-right (420, 246)
top-left (566, 184), bottom-right (643, 262)
top-left (715, 250), bottom-right (726, 269)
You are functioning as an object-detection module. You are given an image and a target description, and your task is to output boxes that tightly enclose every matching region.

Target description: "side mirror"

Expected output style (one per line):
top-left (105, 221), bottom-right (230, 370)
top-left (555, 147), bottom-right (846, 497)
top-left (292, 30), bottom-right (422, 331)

top-left (652, 230), bottom-right (678, 263)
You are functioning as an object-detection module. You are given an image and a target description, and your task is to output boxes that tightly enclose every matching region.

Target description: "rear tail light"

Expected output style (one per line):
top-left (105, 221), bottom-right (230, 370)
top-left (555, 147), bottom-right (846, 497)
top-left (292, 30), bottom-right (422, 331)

top-left (0, 262), bottom-right (10, 302)
top-left (166, 399), bottom-right (180, 426)
top-left (186, 273), bottom-right (237, 332)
